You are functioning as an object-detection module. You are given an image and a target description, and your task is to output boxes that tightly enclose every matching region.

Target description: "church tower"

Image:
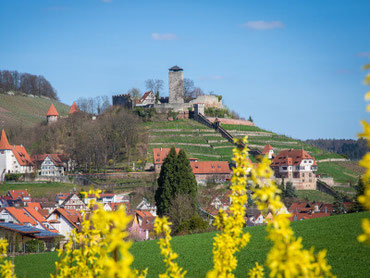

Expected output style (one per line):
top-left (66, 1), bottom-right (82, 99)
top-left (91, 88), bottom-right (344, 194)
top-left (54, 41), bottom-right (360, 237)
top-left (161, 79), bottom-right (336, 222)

top-left (168, 65), bottom-right (184, 104)
top-left (0, 130), bottom-right (12, 182)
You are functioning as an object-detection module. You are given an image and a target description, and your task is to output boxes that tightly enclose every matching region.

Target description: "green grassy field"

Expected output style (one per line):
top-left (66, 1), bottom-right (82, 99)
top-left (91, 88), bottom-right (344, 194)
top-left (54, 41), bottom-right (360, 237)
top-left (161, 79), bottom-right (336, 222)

top-left (0, 94), bottom-right (69, 128)
top-left (296, 189), bottom-right (336, 203)
top-left (0, 182), bottom-right (90, 201)
top-left (13, 212), bottom-right (370, 277)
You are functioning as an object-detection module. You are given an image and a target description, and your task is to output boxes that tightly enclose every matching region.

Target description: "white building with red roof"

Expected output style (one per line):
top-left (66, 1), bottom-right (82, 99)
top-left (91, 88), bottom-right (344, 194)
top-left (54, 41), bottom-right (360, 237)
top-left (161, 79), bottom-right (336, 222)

top-left (262, 144), bottom-right (274, 159)
top-left (271, 149), bottom-right (318, 190)
top-left (0, 130), bottom-right (34, 182)
top-left (46, 208), bottom-right (82, 238)
top-left (32, 154), bottom-right (70, 176)
top-left (136, 91), bottom-right (157, 107)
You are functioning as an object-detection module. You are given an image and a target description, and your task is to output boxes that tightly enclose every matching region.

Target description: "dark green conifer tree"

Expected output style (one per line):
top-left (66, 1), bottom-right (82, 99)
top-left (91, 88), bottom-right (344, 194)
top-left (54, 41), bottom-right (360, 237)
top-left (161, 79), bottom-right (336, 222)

top-left (155, 147), bottom-right (177, 216)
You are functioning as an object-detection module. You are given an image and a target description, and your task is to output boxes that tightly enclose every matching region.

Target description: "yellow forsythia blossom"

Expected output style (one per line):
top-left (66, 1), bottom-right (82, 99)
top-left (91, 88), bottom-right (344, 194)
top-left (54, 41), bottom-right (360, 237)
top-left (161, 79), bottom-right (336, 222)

top-left (207, 137), bottom-right (251, 278)
top-left (54, 189), bottom-right (138, 278)
top-left (0, 239), bottom-right (15, 278)
top-left (358, 63), bottom-right (370, 244)
top-left (154, 217), bottom-right (186, 278)
top-left (248, 262), bottom-right (264, 278)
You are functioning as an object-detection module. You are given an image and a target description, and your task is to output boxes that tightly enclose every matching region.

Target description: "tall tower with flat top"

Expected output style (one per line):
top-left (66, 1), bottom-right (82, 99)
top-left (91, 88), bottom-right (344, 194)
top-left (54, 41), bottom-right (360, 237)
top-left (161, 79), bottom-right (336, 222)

top-left (169, 65), bottom-right (184, 104)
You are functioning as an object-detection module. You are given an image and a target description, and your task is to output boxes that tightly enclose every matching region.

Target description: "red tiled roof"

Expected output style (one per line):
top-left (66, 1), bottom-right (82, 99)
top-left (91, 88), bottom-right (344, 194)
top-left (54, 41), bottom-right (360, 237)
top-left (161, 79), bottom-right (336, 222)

top-left (12, 145), bottom-right (33, 166)
top-left (0, 130), bottom-right (11, 150)
top-left (137, 91), bottom-right (153, 104)
top-left (289, 202), bottom-right (310, 212)
top-left (136, 210), bottom-right (153, 218)
top-left (262, 145), bottom-right (273, 155)
top-left (69, 102), bottom-right (79, 114)
top-left (46, 104), bottom-right (59, 117)
top-left (56, 193), bottom-right (70, 200)
top-left (271, 149), bottom-right (317, 167)
top-left (26, 202), bottom-right (42, 210)
top-left (5, 207), bottom-right (37, 225)
top-left (190, 161), bottom-right (230, 174)
top-left (8, 190), bottom-right (30, 201)
top-left (153, 148), bottom-right (180, 165)
top-left (32, 154), bottom-right (66, 167)
top-left (49, 208), bottom-right (81, 230)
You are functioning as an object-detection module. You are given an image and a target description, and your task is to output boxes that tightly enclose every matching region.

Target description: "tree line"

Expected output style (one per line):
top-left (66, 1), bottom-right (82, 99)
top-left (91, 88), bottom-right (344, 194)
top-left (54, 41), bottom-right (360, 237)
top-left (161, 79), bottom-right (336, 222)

top-left (0, 70), bottom-right (58, 100)
top-left (305, 138), bottom-right (368, 160)
top-left (8, 107), bottom-right (145, 171)
top-left (76, 96), bottom-right (111, 115)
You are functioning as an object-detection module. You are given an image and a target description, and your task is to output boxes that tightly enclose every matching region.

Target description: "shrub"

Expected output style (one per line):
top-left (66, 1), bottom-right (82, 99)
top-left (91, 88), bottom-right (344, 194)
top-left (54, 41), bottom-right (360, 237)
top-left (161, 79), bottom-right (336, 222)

top-left (5, 173), bottom-right (23, 181)
top-left (25, 239), bottom-right (45, 253)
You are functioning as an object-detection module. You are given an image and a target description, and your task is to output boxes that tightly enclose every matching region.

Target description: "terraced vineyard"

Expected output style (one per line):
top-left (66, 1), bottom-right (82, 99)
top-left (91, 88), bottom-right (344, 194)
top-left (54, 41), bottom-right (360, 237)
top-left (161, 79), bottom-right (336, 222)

top-left (144, 120), bottom-right (235, 162)
top-left (221, 124), bottom-right (344, 161)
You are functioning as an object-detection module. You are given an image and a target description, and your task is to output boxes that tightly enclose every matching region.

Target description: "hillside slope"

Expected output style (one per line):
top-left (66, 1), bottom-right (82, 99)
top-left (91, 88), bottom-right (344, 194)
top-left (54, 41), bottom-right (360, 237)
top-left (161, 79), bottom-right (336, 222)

top-left (144, 118), bottom-right (363, 183)
top-left (0, 94), bottom-right (69, 129)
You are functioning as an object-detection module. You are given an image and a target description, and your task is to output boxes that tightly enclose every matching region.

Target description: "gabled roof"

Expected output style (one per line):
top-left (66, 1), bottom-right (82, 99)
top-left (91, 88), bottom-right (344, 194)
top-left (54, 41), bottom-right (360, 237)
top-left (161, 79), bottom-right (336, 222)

top-left (190, 161), bottom-right (231, 174)
top-left (32, 154), bottom-right (67, 167)
top-left (136, 91), bottom-right (154, 104)
top-left (69, 102), bottom-right (79, 114)
top-left (8, 190), bottom-right (30, 201)
top-left (4, 207), bottom-right (37, 225)
top-left (12, 145), bottom-right (33, 166)
top-left (271, 149), bottom-right (317, 167)
top-left (48, 208), bottom-right (82, 230)
top-left (262, 145), bottom-right (273, 155)
top-left (23, 207), bottom-right (58, 233)
top-left (26, 202), bottom-right (42, 210)
top-left (152, 148), bottom-right (180, 165)
top-left (169, 65), bottom-right (183, 71)
top-left (46, 104), bottom-right (59, 117)
top-left (0, 130), bottom-right (11, 150)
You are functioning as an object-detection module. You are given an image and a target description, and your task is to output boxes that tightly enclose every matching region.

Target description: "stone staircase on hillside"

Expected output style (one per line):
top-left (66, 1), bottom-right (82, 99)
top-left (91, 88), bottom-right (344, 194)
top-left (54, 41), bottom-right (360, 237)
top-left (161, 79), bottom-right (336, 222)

top-left (192, 113), bottom-right (262, 157)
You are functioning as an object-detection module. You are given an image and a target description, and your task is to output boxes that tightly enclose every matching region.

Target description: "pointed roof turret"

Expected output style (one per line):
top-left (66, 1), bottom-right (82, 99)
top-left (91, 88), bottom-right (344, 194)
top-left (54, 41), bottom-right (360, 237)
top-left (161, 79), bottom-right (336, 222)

top-left (0, 129), bottom-right (12, 150)
top-left (69, 102), bottom-right (79, 114)
top-left (169, 65), bottom-right (183, 72)
top-left (46, 104), bottom-right (59, 117)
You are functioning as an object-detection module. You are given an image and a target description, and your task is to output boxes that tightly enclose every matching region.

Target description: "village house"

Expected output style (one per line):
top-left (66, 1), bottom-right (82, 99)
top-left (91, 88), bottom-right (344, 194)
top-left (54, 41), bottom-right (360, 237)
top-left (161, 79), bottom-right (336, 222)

top-left (270, 149), bottom-right (318, 190)
top-left (46, 208), bottom-right (82, 238)
top-left (262, 144), bottom-right (274, 159)
top-left (190, 161), bottom-right (231, 185)
top-left (0, 130), bottom-right (34, 182)
top-left (60, 193), bottom-right (88, 211)
top-left (56, 193), bottom-right (70, 205)
top-left (129, 210), bottom-right (155, 241)
top-left (7, 190), bottom-right (31, 204)
top-left (136, 198), bottom-right (157, 216)
top-left (136, 91), bottom-right (157, 107)
top-left (32, 154), bottom-right (71, 177)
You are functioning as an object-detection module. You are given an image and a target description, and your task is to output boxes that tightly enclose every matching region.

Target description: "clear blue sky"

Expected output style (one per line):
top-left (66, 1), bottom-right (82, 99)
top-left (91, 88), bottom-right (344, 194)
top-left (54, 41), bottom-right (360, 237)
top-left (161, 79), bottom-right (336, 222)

top-left (1, 0), bottom-right (369, 140)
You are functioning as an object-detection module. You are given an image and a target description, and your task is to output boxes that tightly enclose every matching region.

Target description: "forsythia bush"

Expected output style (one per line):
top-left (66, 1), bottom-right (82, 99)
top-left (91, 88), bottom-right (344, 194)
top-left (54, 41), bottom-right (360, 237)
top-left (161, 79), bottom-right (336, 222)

top-left (358, 63), bottom-right (370, 244)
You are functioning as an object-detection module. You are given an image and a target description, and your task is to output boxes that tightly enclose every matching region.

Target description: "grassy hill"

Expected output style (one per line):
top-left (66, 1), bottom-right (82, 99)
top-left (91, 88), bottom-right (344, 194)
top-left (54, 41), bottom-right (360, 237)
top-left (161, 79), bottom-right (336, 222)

top-left (144, 119), bottom-right (363, 184)
top-left (0, 93), bottom-right (69, 129)
top-left (14, 212), bottom-right (370, 277)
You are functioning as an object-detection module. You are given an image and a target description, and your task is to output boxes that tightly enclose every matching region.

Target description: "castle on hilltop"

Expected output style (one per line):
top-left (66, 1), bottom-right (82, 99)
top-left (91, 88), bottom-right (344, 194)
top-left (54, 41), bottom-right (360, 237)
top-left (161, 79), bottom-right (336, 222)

top-left (112, 66), bottom-right (223, 116)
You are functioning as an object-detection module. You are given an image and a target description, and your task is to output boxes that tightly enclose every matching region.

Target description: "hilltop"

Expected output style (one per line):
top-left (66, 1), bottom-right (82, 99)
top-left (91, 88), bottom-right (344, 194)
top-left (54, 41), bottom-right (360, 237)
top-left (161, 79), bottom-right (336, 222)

top-left (0, 94), bottom-right (69, 129)
top-left (13, 212), bottom-right (370, 277)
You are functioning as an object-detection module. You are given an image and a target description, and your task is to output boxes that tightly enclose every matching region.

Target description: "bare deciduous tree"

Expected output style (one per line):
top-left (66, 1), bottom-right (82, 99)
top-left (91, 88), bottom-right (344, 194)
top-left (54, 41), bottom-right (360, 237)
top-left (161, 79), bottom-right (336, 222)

top-left (127, 88), bottom-right (141, 100)
top-left (145, 79), bottom-right (163, 95)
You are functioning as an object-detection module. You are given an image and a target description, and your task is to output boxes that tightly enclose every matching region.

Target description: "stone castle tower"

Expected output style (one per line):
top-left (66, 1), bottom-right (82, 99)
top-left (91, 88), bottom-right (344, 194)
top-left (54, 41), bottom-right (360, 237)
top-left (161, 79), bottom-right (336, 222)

top-left (169, 65), bottom-right (184, 104)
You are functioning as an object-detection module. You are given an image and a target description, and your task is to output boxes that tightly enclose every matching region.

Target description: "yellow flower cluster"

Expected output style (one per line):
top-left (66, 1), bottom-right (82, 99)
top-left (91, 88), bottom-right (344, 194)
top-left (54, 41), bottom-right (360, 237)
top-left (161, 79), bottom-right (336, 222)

top-left (243, 137), bottom-right (335, 278)
top-left (154, 217), bottom-right (186, 278)
top-left (54, 189), bottom-right (138, 278)
top-left (358, 64), bottom-right (370, 244)
top-left (248, 262), bottom-right (264, 278)
top-left (207, 137), bottom-right (251, 278)
top-left (0, 239), bottom-right (15, 278)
